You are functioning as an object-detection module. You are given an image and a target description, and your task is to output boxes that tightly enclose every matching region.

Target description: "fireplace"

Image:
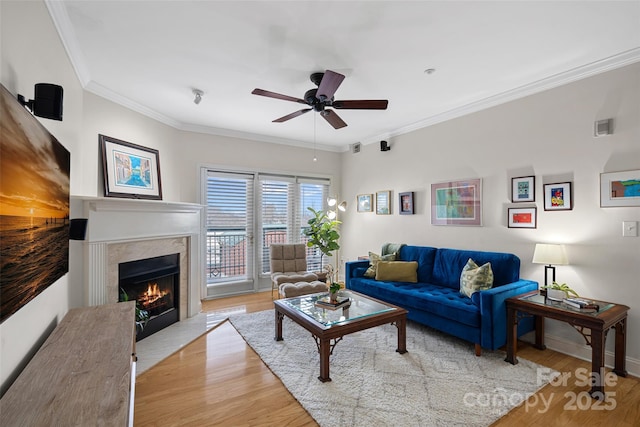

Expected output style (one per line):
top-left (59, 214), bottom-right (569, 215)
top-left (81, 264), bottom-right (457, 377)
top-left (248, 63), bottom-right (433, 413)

top-left (118, 253), bottom-right (180, 341)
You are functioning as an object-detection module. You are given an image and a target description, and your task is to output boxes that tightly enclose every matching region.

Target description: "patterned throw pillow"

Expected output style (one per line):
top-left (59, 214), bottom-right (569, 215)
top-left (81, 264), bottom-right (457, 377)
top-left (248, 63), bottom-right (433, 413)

top-left (460, 258), bottom-right (494, 298)
top-left (363, 252), bottom-right (396, 278)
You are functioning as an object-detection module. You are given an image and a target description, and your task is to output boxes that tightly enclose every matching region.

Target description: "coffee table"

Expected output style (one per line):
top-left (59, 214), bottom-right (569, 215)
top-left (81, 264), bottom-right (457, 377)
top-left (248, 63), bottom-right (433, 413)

top-left (274, 290), bottom-right (408, 382)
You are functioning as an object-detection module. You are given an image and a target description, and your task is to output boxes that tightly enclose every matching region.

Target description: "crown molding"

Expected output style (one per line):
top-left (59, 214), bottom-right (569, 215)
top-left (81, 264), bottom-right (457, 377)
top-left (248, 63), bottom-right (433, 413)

top-left (369, 48), bottom-right (640, 145)
top-left (45, 0), bottom-right (91, 86)
top-left (45, 2), bottom-right (640, 152)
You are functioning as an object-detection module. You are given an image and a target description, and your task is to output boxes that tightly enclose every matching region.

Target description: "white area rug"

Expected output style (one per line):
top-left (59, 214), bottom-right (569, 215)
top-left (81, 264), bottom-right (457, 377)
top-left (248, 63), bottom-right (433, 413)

top-left (229, 310), bottom-right (553, 427)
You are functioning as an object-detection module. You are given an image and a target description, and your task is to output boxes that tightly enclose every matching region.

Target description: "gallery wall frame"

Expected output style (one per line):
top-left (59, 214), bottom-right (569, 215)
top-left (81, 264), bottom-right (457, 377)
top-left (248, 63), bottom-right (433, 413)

top-left (100, 134), bottom-right (163, 200)
top-left (508, 207), bottom-right (537, 228)
top-left (431, 178), bottom-right (482, 226)
top-left (376, 190), bottom-right (391, 215)
top-left (600, 170), bottom-right (640, 207)
top-left (399, 192), bottom-right (414, 215)
top-left (511, 176), bottom-right (535, 203)
top-left (357, 194), bottom-right (373, 212)
top-left (543, 182), bottom-right (572, 211)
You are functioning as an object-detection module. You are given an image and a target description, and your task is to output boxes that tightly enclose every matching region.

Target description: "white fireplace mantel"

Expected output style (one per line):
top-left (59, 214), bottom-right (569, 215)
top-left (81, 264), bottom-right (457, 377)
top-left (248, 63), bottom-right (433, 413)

top-left (71, 196), bottom-right (204, 318)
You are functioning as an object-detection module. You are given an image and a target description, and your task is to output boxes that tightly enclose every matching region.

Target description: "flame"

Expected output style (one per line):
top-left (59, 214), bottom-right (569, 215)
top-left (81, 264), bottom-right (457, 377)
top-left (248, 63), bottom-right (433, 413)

top-left (140, 282), bottom-right (168, 307)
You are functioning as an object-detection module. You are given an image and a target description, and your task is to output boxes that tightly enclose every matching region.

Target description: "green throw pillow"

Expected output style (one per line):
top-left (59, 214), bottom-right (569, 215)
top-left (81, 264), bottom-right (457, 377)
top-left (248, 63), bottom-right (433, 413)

top-left (460, 258), bottom-right (494, 298)
top-left (375, 261), bottom-right (418, 282)
top-left (363, 252), bottom-right (396, 278)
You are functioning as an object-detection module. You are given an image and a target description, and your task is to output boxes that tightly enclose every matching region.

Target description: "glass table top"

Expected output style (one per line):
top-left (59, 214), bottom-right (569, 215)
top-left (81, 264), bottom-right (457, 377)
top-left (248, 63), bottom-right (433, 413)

top-left (279, 290), bottom-right (397, 327)
top-left (519, 293), bottom-right (614, 316)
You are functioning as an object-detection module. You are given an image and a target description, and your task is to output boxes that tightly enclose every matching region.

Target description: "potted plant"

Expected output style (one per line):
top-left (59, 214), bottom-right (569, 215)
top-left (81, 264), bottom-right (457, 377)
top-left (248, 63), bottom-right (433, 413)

top-left (304, 207), bottom-right (341, 277)
top-left (120, 288), bottom-right (150, 334)
top-left (329, 282), bottom-right (341, 302)
top-left (541, 281), bottom-right (579, 301)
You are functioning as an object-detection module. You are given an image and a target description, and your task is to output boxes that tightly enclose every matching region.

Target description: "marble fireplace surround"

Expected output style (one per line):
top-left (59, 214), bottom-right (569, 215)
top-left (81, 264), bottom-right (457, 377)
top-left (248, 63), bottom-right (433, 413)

top-left (74, 197), bottom-right (203, 319)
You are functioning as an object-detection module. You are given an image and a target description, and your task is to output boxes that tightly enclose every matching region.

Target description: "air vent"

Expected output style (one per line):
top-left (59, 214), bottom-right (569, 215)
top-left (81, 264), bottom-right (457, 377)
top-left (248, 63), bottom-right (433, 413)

top-left (351, 142), bottom-right (361, 154)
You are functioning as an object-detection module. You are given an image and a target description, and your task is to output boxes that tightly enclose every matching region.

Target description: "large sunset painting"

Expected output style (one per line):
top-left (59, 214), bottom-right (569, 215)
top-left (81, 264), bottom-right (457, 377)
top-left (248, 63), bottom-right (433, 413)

top-left (0, 84), bottom-right (70, 323)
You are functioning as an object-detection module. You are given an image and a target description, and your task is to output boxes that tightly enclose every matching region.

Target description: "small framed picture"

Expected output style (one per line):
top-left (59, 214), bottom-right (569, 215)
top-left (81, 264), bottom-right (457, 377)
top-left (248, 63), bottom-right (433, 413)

top-left (100, 134), bottom-right (163, 200)
top-left (508, 207), bottom-right (537, 228)
top-left (399, 192), bottom-right (414, 215)
top-left (357, 194), bottom-right (373, 212)
top-left (511, 176), bottom-right (535, 203)
top-left (600, 170), bottom-right (640, 207)
top-left (544, 182), bottom-right (572, 211)
top-left (376, 190), bottom-right (391, 215)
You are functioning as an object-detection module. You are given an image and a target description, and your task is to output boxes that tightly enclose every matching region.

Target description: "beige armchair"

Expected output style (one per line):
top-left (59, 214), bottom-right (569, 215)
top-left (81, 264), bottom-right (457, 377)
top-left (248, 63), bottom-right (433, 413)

top-left (270, 243), bottom-right (319, 298)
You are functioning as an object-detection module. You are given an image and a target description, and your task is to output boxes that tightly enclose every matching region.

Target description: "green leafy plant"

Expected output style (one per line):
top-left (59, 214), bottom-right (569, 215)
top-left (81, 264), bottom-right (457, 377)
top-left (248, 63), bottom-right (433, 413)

top-left (329, 282), bottom-right (341, 294)
top-left (120, 288), bottom-right (150, 332)
top-left (304, 207), bottom-right (341, 268)
top-left (542, 281), bottom-right (579, 297)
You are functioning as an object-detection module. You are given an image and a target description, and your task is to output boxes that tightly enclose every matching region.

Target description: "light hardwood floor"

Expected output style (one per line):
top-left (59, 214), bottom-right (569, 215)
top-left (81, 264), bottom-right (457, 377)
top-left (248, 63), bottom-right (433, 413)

top-left (135, 292), bottom-right (639, 426)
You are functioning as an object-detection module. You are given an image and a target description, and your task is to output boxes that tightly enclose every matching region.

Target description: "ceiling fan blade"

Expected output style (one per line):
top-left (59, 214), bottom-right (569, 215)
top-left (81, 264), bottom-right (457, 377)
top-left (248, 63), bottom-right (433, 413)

top-left (332, 100), bottom-right (388, 110)
top-left (321, 109), bottom-right (347, 129)
top-left (252, 88), bottom-right (306, 104)
top-left (273, 109), bottom-right (312, 123)
top-left (316, 70), bottom-right (345, 102)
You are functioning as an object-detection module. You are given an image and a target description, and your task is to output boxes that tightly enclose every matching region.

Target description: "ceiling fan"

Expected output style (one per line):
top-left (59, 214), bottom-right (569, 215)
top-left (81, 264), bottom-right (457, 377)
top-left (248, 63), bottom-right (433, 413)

top-left (251, 70), bottom-right (388, 129)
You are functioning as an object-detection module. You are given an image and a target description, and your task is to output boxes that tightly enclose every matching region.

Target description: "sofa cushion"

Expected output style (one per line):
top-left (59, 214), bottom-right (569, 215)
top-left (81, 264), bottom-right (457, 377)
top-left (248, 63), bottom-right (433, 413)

top-left (364, 251), bottom-right (396, 278)
top-left (348, 278), bottom-right (480, 327)
top-left (375, 261), bottom-right (418, 282)
top-left (397, 246), bottom-right (438, 283)
top-left (432, 248), bottom-right (520, 289)
top-left (459, 258), bottom-right (494, 297)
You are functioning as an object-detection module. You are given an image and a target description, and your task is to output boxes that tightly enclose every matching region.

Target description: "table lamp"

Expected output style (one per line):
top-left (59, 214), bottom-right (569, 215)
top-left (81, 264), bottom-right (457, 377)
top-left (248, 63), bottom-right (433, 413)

top-left (532, 243), bottom-right (568, 288)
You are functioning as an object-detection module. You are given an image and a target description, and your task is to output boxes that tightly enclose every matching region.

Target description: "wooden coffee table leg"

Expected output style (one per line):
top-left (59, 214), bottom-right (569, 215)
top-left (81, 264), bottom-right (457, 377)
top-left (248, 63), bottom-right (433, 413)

top-left (395, 316), bottom-right (407, 354)
top-left (274, 310), bottom-right (284, 341)
top-left (318, 337), bottom-right (331, 382)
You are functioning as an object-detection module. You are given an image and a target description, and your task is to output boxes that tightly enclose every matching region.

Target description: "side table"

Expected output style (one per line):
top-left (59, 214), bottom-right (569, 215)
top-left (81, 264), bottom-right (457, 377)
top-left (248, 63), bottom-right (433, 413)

top-left (505, 291), bottom-right (629, 399)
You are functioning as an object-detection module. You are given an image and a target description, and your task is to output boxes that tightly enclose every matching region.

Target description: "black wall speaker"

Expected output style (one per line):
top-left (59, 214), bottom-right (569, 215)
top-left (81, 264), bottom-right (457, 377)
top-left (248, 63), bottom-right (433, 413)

top-left (33, 83), bottom-right (63, 121)
top-left (69, 218), bottom-right (88, 241)
top-left (380, 140), bottom-right (390, 151)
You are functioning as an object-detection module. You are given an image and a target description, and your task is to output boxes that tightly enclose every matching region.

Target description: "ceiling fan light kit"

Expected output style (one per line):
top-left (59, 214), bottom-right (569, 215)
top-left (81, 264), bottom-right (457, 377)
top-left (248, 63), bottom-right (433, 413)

top-left (251, 69), bottom-right (388, 129)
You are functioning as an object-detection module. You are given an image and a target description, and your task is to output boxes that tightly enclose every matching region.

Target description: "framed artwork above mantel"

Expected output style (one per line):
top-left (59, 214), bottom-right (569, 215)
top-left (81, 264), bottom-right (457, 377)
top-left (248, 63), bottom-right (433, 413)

top-left (100, 134), bottom-right (163, 200)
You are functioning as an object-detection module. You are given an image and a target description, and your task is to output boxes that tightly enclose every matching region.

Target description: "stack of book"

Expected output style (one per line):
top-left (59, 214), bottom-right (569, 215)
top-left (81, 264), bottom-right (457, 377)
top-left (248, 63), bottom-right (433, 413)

top-left (315, 295), bottom-right (351, 310)
top-left (563, 297), bottom-right (600, 312)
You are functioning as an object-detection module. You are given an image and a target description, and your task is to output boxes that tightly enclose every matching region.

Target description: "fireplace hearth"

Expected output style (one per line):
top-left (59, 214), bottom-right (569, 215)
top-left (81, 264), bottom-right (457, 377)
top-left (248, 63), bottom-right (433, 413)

top-left (119, 253), bottom-right (180, 341)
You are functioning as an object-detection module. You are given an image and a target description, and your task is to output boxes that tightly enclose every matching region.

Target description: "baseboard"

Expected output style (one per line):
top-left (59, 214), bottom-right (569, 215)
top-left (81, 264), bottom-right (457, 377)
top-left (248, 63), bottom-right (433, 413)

top-left (524, 332), bottom-right (640, 378)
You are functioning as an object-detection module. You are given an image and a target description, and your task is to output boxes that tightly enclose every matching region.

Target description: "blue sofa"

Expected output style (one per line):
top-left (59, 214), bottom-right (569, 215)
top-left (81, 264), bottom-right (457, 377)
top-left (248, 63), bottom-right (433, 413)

top-left (345, 245), bottom-right (538, 355)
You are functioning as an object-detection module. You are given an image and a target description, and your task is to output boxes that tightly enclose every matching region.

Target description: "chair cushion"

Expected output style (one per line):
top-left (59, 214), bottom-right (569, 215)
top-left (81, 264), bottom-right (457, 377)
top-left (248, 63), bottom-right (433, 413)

top-left (271, 271), bottom-right (318, 286)
top-left (270, 244), bottom-right (308, 273)
top-left (279, 281), bottom-right (328, 298)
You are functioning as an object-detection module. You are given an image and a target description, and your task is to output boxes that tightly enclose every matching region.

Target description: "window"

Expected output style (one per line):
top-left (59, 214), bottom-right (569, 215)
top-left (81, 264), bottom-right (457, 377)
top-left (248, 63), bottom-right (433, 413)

top-left (204, 171), bottom-right (254, 286)
top-left (203, 168), bottom-right (329, 291)
top-left (258, 175), bottom-right (329, 274)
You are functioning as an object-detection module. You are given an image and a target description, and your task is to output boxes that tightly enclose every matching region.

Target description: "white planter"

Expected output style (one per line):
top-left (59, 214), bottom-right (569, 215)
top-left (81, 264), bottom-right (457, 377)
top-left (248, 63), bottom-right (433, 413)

top-left (546, 289), bottom-right (567, 301)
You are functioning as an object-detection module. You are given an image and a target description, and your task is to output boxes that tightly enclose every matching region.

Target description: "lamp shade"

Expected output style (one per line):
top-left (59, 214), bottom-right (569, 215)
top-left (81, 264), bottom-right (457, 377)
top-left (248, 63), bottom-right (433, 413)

top-left (338, 201), bottom-right (347, 212)
top-left (532, 243), bottom-right (568, 265)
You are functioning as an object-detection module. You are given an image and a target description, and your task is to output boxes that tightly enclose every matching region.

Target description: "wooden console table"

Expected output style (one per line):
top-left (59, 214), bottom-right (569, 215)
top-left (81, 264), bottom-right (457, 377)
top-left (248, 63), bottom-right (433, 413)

top-left (0, 302), bottom-right (137, 426)
top-left (505, 291), bottom-right (629, 399)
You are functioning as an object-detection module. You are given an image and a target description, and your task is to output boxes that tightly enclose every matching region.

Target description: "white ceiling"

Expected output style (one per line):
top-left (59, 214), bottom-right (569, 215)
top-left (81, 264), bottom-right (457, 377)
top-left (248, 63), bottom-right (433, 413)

top-left (47, 1), bottom-right (640, 151)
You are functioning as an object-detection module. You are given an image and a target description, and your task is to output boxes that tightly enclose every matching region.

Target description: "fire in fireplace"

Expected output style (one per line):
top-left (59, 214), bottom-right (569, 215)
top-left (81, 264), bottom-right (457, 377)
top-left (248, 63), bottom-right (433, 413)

top-left (118, 253), bottom-right (180, 341)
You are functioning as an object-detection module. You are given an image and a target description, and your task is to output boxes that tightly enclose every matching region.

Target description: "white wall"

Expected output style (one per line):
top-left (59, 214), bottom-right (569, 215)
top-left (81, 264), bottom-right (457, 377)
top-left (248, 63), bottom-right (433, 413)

top-left (0, 0), bottom-right (84, 395)
top-left (340, 62), bottom-right (640, 370)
